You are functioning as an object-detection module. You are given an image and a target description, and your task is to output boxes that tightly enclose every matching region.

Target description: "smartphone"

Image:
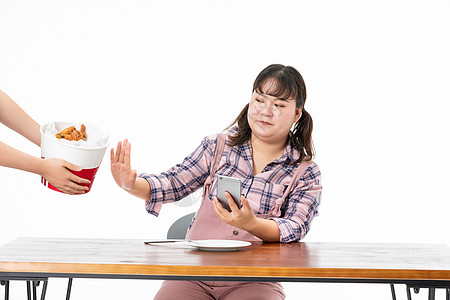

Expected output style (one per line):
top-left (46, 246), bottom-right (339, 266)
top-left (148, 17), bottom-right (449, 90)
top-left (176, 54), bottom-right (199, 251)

top-left (216, 175), bottom-right (242, 212)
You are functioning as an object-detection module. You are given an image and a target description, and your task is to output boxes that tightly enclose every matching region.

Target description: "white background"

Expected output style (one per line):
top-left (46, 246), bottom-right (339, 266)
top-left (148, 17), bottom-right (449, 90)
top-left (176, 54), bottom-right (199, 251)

top-left (1, 0), bottom-right (449, 299)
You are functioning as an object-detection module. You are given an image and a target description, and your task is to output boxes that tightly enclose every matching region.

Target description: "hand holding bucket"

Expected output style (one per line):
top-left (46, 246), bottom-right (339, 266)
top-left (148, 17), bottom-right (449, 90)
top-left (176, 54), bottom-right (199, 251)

top-left (40, 122), bottom-right (110, 194)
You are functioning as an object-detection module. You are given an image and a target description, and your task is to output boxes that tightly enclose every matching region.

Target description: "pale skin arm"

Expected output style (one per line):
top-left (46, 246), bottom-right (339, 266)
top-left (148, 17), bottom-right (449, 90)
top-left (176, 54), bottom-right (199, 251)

top-left (0, 89), bottom-right (41, 146)
top-left (110, 139), bottom-right (151, 200)
top-left (213, 192), bottom-right (281, 242)
top-left (0, 90), bottom-right (90, 194)
top-left (0, 141), bottom-right (90, 194)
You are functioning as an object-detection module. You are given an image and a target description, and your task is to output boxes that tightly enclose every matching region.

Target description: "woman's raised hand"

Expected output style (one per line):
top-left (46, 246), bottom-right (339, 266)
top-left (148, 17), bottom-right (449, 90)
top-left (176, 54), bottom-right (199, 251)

top-left (110, 139), bottom-right (137, 191)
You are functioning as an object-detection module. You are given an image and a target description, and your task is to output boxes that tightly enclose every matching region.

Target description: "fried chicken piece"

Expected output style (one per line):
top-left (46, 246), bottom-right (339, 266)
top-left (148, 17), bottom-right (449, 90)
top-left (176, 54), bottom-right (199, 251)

top-left (55, 124), bottom-right (87, 141)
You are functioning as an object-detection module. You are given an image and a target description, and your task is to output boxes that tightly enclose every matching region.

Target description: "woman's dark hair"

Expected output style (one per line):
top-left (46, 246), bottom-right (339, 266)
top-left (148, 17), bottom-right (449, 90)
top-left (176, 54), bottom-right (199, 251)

top-left (228, 64), bottom-right (315, 164)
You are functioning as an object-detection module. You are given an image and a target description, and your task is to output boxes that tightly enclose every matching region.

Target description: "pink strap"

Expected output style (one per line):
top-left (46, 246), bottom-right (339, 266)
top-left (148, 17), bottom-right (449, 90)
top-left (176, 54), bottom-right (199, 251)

top-left (202, 134), bottom-right (226, 198)
top-left (268, 160), bottom-right (314, 217)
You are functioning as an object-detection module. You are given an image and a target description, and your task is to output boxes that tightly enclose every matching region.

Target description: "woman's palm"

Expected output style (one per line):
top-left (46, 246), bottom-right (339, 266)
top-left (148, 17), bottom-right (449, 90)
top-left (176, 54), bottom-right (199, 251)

top-left (110, 139), bottom-right (136, 190)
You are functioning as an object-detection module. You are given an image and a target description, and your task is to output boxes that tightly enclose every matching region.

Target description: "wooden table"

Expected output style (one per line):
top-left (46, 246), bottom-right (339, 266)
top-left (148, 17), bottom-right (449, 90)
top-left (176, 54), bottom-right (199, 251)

top-left (1, 238), bottom-right (450, 299)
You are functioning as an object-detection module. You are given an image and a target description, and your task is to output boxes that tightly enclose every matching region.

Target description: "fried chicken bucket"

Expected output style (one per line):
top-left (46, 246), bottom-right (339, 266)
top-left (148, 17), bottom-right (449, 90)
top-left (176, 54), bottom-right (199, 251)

top-left (40, 121), bottom-right (110, 194)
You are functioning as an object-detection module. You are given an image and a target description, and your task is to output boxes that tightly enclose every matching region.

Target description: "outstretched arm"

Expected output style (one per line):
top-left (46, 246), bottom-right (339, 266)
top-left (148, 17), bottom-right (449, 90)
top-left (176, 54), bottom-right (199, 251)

top-left (0, 90), bottom-right (92, 194)
top-left (110, 139), bottom-right (151, 200)
top-left (0, 141), bottom-right (90, 194)
top-left (0, 90), bottom-right (40, 146)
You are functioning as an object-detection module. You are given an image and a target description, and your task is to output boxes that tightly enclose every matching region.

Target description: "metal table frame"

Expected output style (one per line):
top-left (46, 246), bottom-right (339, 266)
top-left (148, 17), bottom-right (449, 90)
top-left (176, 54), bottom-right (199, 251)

top-left (2, 273), bottom-right (450, 300)
top-left (1, 278), bottom-right (48, 300)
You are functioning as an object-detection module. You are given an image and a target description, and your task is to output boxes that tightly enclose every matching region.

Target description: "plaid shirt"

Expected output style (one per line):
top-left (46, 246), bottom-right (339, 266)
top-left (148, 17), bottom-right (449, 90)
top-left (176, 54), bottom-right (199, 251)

top-left (139, 127), bottom-right (322, 243)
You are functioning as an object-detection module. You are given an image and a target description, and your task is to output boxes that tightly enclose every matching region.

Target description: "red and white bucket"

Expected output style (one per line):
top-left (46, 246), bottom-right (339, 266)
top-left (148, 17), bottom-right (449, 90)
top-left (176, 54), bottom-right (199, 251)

top-left (40, 121), bottom-right (110, 194)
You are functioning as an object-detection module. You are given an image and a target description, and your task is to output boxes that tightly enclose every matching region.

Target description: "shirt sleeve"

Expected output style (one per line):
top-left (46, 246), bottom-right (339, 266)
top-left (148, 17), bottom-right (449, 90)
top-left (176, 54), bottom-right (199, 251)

top-left (271, 162), bottom-right (322, 243)
top-left (139, 135), bottom-right (217, 216)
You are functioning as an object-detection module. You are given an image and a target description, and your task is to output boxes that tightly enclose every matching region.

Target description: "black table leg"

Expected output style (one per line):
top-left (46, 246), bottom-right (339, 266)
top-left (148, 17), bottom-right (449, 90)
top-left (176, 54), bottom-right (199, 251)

top-left (390, 284), bottom-right (397, 300)
top-left (66, 278), bottom-right (73, 300)
top-left (1, 281), bottom-right (10, 300)
top-left (428, 287), bottom-right (435, 300)
top-left (406, 285), bottom-right (412, 300)
top-left (40, 281), bottom-right (48, 300)
top-left (27, 281), bottom-right (32, 300)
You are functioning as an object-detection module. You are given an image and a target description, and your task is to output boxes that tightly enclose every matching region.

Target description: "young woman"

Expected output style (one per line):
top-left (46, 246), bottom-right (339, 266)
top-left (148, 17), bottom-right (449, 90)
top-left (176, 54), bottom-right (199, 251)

top-left (0, 90), bottom-right (90, 194)
top-left (111, 64), bottom-right (322, 299)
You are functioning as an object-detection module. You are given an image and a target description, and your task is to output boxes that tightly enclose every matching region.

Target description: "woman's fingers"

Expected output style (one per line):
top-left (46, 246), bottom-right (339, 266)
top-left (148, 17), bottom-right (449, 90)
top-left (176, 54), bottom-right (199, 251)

top-left (111, 140), bottom-right (131, 166)
top-left (124, 140), bottom-right (131, 167)
top-left (114, 141), bottom-right (122, 163)
top-left (110, 148), bottom-right (115, 166)
top-left (241, 196), bottom-right (251, 210)
top-left (213, 197), bottom-right (227, 220)
top-left (119, 139), bottom-right (128, 164)
top-left (226, 191), bottom-right (240, 212)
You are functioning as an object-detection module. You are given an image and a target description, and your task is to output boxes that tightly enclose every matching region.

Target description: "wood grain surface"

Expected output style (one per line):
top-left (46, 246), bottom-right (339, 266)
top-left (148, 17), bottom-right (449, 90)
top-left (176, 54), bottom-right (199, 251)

top-left (1, 238), bottom-right (450, 281)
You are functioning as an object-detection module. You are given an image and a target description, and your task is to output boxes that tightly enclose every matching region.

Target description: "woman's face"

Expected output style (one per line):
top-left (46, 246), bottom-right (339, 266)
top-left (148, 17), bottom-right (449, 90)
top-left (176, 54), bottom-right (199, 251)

top-left (247, 81), bottom-right (302, 145)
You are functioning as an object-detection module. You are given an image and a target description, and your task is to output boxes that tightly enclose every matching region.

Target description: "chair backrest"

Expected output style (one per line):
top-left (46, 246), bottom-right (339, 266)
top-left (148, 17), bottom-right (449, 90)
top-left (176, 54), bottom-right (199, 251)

top-left (166, 212), bottom-right (196, 239)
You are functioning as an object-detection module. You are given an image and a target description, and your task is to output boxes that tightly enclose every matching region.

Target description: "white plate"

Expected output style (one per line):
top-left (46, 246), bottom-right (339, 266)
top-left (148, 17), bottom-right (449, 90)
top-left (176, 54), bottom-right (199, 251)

top-left (188, 239), bottom-right (252, 251)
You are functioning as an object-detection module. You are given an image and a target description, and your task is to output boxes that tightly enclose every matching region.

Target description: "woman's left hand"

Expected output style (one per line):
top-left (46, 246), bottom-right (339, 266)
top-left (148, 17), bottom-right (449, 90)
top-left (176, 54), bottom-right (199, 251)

top-left (213, 193), bottom-right (257, 232)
